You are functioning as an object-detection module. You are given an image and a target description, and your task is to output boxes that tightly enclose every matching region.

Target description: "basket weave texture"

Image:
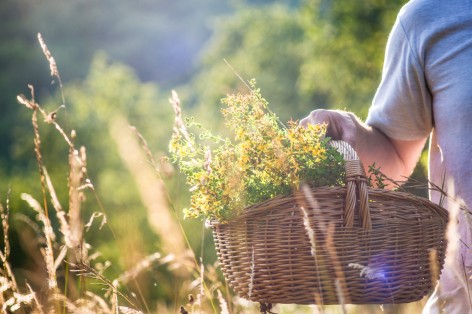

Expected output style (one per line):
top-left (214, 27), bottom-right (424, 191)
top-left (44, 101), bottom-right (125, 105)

top-left (209, 141), bottom-right (448, 305)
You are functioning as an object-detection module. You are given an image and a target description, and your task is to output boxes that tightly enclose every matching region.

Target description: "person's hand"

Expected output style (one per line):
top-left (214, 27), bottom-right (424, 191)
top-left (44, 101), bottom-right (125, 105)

top-left (300, 109), bottom-right (427, 184)
top-left (299, 109), bottom-right (361, 151)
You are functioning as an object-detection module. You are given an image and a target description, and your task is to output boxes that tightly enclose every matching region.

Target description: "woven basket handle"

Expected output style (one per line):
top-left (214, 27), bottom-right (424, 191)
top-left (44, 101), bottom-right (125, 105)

top-left (329, 141), bottom-right (371, 231)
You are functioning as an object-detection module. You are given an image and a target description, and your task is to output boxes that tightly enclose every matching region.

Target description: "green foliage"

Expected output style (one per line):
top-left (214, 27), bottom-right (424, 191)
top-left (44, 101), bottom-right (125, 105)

top-left (23, 0), bottom-right (229, 85)
top-left (170, 82), bottom-right (344, 221)
top-left (0, 0), bottom-right (230, 178)
top-left (60, 53), bottom-right (172, 252)
top-left (187, 5), bottom-right (310, 125)
top-left (186, 0), bottom-right (407, 124)
top-left (298, 0), bottom-right (406, 117)
top-left (0, 0), bottom-right (50, 168)
top-left (367, 162), bottom-right (387, 189)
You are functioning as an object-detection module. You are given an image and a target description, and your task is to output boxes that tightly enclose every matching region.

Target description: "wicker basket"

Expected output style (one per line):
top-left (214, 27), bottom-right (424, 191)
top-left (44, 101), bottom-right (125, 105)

top-left (209, 141), bottom-right (448, 305)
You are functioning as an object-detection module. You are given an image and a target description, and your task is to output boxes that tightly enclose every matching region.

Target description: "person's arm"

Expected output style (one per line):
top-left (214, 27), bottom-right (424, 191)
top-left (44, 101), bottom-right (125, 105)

top-left (300, 109), bottom-right (426, 185)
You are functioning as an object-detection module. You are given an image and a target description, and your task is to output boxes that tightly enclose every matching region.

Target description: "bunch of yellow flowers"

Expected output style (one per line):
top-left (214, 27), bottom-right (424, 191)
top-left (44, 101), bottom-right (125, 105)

top-left (169, 83), bottom-right (345, 222)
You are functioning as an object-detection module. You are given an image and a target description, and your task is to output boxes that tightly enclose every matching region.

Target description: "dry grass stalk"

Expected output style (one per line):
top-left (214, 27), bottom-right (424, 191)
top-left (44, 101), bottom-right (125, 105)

top-left (42, 245), bottom-right (58, 291)
top-left (51, 292), bottom-right (107, 314)
top-left (1, 191), bottom-right (11, 259)
top-left (84, 212), bottom-right (107, 231)
top-left (118, 306), bottom-right (144, 314)
top-left (0, 197), bottom-right (19, 299)
top-left (17, 93), bottom-right (38, 110)
top-left (216, 289), bottom-right (229, 314)
top-left (196, 257), bottom-right (205, 308)
top-left (443, 180), bottom-right (464, 301)
top-left (0, 251), bottom-right (18, 295)
top-left (37, 32), bottom-right (65, 105)
top-left (429, 249), bottom-right (440, 286)
top-left (71, 262), bottom-right (135, 309)
top-left (31, 93), bottom-right (50, 220)
top-left (83, 291), bottom-right (112, 313)
top-left (170, 90), bottom-right (195, 153)
top-left (17, 87), bottom-right (74, 150)
top-left (462, 255), bottom-right (472, 310)
top-left (301, 207), bottom-right (317, 258)
top-left (4, 291), bottom-right (35, 312)
top-left (301, 184), bottom-right (327, 233)
top-left (43, 166), bottom-right (74, 249)
top-left (49, 294), bottom-right (80, 314)
top-left (248, 247), bottom-right (255, 299)
top-left (0, 276), bottom-right (6, 308)
top-left (0, 269), bottom-right (42, 313)
top-left (130, 123), bottom-right (193, 263)
top-left (110, 115), bottom-right (187, 262)
top-left (130, 126), bottom-right (161, 176)
top-left (54, 245), bottom-right (68, 272)
top-left (115, 252), bottom-right (162, 285)
top-left (300, 206), bottom-right (325, 311)
top-left (347, 263), bottom-right (385, 280)
top-left (334, 280), bottom-right (347, 314)
top-left (26, 282), bottom-right (44, 314)
top-left (131, 108), bottom-right (219, 308)
top-left (17, 86), bottom-right (75, 226)
top-left (37, 33), bottom-right (59, 80)
top-left (68, 145), bottom-right (86, 261)
top-left (299, 184), bottom-right (354, 310)
top-left (43, 167), bottom-right (63, 212)
top-left (11, 37), bottom-right (156, 313)
top-left (12, 35), bottom-right (230, 314)
top-left (326, 222), bottom-right (350, 307)
top-left (440, 181), bottom-right (472, 308)
top-left (21, 193), bottom-right (58, 292)
top-left (223, 58), bottom-right (252, 91)
top-left (14, 213), bottom-right (43, 240)
top-left (21, 193), bottom-right (56, 244)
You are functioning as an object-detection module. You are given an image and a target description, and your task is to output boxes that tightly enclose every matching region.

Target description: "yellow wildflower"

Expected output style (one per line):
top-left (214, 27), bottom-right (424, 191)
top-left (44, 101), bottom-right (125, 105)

top-left (169, 83), bottom-right (344, 221)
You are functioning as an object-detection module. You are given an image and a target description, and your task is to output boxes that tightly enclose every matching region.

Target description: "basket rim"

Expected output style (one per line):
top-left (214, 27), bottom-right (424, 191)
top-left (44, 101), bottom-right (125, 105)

top-left (207, 185), bottom-right (448, 227)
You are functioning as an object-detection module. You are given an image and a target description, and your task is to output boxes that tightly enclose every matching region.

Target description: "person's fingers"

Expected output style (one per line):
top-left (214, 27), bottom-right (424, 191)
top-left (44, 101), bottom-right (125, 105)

top-left (299, 109), bottom-right (330, 127)
top-left (300, 109), bottom-right (361, 152)
top-left (300, 109), bottom-right (344, 140)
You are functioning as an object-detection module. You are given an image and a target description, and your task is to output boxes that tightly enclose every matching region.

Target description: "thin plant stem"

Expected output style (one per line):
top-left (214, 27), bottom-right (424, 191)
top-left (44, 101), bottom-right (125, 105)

top-left (131, 125), bottom-right (218, 313)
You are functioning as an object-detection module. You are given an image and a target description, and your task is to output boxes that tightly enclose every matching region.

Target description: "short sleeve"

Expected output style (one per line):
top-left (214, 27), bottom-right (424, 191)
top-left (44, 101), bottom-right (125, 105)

top-left (366, 11), bottom-right (433, 141)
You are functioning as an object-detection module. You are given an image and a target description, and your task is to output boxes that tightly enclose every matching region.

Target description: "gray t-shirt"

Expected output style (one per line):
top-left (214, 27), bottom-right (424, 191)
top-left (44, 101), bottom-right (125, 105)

top-left (367, 0), bottom-right (472, 209)
top-left (366, 1), bottom-right (472, 305)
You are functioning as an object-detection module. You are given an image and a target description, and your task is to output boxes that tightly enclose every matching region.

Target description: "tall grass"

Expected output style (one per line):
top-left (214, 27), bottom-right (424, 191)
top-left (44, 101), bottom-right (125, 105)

top-left (2, 33), bottom-right (245, 314)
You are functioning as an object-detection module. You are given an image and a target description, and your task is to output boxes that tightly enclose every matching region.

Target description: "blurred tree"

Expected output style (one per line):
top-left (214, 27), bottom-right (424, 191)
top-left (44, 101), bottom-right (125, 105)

top-left (1, 0), bottom-right (230, 181)
top-left (186, 0), bottom-right (406, 123)
top-left (185, 4), bottom-right (310, 127)
top-left (238, 0), bottom-right (302, 8)
top-left (298, 0), bottom-right (406, 117)
top-left (26, 0), bottom-right (230, 87)
top-left (0, 0), bottom-right (51, 173)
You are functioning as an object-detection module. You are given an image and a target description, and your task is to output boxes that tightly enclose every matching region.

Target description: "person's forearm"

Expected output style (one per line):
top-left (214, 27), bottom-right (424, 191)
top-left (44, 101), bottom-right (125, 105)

top-left (355, 125), bottom-right (409, 181)
top-left (300, 109), bottom-right (426, 186)
top-left (354, 122), bottom-right (426, 185)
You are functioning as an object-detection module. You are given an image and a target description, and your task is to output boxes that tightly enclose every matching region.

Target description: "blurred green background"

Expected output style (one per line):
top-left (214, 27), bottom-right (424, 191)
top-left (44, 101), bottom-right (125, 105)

top-left (2, 0), bottom-right (428, 312)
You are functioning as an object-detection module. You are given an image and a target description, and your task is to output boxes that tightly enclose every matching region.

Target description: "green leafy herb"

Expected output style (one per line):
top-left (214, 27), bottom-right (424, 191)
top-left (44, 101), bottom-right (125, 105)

top-left (169, 82), bottom-right (345, 221)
